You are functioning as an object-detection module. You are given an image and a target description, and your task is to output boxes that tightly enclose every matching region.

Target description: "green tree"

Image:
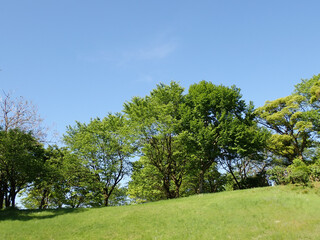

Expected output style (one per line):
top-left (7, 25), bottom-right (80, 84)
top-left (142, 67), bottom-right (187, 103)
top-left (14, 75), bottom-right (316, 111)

top-left (217, 118), bottom-right (270, 189)
top-left (124, 82), bottom-right (189, 199)
top-left (128, 157), bottom-right (166, 203)
top-left (22, 146), bottom-right (101, 209)
top-left (64, 113), bottom-right (134, 206)
top-left (256, 94), bottom-right (314, 164)
top-left (181, 81), bottom-right (266, 192)
top-left (0, 129), bottom-right (44, 208)
top-left (0, 92), bottom-right (47, 209)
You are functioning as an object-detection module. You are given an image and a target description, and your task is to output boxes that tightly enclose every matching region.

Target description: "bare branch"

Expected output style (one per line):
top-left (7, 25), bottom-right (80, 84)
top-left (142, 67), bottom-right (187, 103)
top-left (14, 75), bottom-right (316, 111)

top-left (0, 91), bottom-right (48, 141)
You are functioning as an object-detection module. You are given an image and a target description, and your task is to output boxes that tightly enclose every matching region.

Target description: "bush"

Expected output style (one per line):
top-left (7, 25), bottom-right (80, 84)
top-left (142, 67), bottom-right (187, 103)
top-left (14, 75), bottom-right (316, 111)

top-left (309, 160), bottom-right (320, 182)
top-left (267, 158), bottom-right (320, 186)
top-left (267, 166), bottom-right (288, 185)
top-left (286, 159), bottom-right (310, 185)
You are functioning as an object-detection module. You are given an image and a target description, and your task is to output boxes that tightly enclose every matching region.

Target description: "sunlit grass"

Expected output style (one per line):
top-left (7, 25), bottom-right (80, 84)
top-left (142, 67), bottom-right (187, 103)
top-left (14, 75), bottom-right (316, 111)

top-left (1, 185), bottom-right (320, 239)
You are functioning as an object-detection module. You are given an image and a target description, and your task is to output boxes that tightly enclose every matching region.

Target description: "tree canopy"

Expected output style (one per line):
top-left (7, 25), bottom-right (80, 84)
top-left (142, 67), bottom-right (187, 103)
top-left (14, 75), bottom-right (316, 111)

top-left (2, 74), bottom-right (320, 209)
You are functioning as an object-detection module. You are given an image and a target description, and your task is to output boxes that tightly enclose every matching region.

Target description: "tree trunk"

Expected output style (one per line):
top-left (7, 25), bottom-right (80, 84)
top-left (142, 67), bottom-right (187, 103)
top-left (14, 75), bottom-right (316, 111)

top-left (0, 179), bottom-right (4, 209)
top-left (39, 189), bottom-right (48, 209)
top-left (228, 165), bottom-right (242, 189)
top-left (163, 177), bottom-right (173, 199)
top-left (0, 191), bottom-right (3, 209)
top-left (104, 188), bottom-right (109, 207)
top-left (174, 178), bottom-right (181, 198)
top-left (198, 169), bottom-right (204, 194)
top-left (10, 190), bottom-right (16, 208)
top-left (5, 192), bottom-right (10, 208)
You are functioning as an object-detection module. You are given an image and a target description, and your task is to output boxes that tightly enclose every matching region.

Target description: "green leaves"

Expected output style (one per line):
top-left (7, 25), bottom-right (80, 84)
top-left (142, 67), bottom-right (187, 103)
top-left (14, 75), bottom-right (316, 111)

top-left (256, 94), bottom-right (314, 163)
top-left (63, 113), bottom-right (134, 206)
top-left (0, 129), bottom-right (45, 208)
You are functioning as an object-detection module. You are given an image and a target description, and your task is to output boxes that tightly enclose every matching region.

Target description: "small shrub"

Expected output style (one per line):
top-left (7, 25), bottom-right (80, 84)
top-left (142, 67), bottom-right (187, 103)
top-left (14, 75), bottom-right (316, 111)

top-left (287, 159), bottom-right (310, 185)
top-left (309, 160), bottom-right (320, 182)
top-left (267, 166), bottom-right (288, 185)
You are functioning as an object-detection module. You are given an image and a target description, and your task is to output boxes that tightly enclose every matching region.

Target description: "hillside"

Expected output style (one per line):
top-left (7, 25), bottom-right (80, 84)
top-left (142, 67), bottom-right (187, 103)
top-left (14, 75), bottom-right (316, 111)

top-left (1, 185), bottom-right (320, 239)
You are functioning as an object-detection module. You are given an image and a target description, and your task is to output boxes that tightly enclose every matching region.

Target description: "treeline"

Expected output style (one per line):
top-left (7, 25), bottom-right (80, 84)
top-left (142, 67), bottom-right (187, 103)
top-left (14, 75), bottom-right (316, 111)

top-left (1, 75), bottom-right (320, 209)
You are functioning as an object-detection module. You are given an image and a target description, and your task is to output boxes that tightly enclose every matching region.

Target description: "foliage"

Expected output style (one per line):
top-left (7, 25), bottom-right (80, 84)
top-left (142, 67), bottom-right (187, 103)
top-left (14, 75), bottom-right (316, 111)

top-left (256, 95), bottom-right (314, 163)
top-left (125, 82), bottom-right (188, 199)
top-left (0, 129), bottom-right (44, 209)
top-left (267, 158), bottom-right (320, 186)
top-left (182, 81), bottom-right (268, 191)
top-left (309, 160), bottom-right (320, 182)
top-left (128, 157), bottom-right (166, 203)
top-left (21, 147), bottom-right (103, 209)
top-left (5, 75), bottom-right (320, 209)
top-left (64, 113), bottom-right (135, 206)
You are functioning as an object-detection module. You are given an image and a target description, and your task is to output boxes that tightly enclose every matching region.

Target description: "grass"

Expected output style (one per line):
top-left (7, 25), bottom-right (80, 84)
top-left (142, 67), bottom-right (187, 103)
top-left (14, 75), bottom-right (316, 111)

top-left (1, 185), bottom-right (320, 239)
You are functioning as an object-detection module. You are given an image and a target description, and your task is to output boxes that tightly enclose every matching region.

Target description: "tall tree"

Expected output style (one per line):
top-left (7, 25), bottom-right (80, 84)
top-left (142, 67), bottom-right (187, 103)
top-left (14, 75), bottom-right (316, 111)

top-left (181, 81), bottom-right (264, 192)
top-left (125, 82), bottom-right (188, 199)
top-left (64, 113), bottom-right (134, 206)
top-left (0, 92), bottom-right (48, 208)
top-left (0, 129), bottom-right (44, 208)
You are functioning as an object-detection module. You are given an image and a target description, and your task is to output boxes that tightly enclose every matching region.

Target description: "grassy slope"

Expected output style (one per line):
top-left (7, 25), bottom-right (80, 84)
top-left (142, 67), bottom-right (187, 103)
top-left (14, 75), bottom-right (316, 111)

top-left (1, 185), bottom-right (320, 240)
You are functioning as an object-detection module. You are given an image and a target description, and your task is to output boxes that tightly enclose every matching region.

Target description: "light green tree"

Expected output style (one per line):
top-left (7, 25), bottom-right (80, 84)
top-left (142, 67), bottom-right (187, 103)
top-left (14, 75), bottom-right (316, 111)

top-left (125, 82), bottom-right (189, 199)
top-left (256, 94), bottom-right (314, 164)
top-left (64, 113), bottom-right (134, 206)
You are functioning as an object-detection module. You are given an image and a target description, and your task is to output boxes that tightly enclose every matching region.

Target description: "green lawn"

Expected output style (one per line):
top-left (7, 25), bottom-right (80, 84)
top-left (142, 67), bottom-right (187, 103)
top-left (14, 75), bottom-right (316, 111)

top-left (1, 185), bottom-right (320, 239)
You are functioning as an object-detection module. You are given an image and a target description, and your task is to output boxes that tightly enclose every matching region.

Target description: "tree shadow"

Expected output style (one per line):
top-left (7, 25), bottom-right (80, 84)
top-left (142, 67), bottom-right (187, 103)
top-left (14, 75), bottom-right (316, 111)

top-left (0, 207), bottom-right (88, 221)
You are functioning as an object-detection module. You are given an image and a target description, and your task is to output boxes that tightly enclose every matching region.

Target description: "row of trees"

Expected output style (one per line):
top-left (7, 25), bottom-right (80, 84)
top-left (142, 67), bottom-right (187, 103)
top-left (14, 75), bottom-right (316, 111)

top-left (1, 74), bottom-right (320, 209)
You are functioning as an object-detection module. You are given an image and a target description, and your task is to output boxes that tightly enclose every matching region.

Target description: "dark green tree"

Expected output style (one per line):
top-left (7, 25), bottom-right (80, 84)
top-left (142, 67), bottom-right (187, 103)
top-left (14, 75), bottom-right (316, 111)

top-left (0, 129), bottom-right (44, 208)
top-left (181, 81), bottom-right (267, 192)
top-left (22, 146), bottom-right (101, 209)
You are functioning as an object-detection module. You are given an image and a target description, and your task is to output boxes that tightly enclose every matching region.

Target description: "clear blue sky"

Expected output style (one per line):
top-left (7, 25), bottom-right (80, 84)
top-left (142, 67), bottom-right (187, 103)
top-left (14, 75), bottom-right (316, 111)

top-left (1, 0), bottom-right (320, 142)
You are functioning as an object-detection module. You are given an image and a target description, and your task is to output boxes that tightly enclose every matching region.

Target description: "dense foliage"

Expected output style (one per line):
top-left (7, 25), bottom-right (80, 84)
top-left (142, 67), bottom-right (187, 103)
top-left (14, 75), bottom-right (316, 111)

top-left (1, 74), bottom-right (320, 209)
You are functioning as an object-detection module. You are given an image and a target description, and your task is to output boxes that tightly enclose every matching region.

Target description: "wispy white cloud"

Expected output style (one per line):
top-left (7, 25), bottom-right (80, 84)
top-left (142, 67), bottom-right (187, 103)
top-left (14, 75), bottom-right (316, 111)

top-left (117, 41), bottom-right (177, 66)
top-left (136, 74), bottom-right (154, 83)
top-left (78, 40), bottom-right (177, 66)
top-left (136, 43), bottom-right (176, 60)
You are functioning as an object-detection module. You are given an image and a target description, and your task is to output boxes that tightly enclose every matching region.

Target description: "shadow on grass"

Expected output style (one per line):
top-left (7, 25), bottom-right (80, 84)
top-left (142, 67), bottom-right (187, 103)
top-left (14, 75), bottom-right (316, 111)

top-left (0, 207), bottom-right (88, 221)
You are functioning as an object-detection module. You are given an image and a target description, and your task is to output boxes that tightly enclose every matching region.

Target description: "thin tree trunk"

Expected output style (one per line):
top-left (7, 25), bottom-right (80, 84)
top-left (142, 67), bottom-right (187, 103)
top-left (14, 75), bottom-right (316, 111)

top-left (0, 191), bottom-right (3, 209)
top-left (228, 165), bottom-right (242, 189)
top-left (198, 169), bottom-right (204, 194)
top-left (10, 190), bottom-right (16, 208)
top-left (5, 192), bottom-right (10, 208)
top-left (104, 188), bottom-right (109, 207)
top-left (0, 179), bottom-right (4, 209)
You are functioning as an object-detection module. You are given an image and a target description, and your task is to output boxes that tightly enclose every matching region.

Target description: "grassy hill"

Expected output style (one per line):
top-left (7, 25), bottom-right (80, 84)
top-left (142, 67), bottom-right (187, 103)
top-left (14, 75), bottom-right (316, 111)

top-left (1, 185), bottom-right (320, 239)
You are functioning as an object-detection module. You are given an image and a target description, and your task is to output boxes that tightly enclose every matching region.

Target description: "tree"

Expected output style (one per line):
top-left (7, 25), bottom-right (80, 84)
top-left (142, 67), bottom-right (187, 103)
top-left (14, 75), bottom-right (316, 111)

top-left (124, 82), bottom-right (189, 199)
top-left (0, 129), bottom-right (44, 208)
top-left (217, 116), bottom-right (270, 189)
top-left (256, 94), bottom-right (314, 164)
top-left (0, 91), bottom-right (47, 141)
top-left (21, 146), bottom-right (101, 209)
top-left (180, 81), bottom-right (266, 192)
top-left (0, 92), bottom-right (49, 209)
top-left (128, 157), bottom-right (166, 203)
top-left (64, 113), bottom-right (134, 206)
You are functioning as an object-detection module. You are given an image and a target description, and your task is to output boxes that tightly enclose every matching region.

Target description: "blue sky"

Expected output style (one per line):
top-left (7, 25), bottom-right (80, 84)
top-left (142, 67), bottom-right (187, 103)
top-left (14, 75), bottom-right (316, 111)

top-left (1, 0), bottom-right (320, 142)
